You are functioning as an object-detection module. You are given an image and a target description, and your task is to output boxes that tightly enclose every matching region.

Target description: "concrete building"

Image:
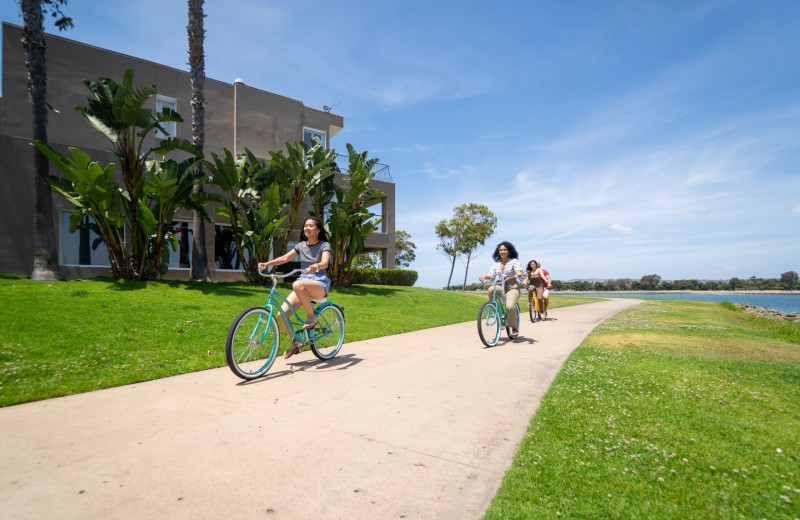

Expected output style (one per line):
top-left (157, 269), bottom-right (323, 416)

top-left (0, 22), bottom-right (395, 280)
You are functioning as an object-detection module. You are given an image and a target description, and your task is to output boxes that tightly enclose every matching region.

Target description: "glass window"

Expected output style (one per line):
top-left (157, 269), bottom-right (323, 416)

top-left (303, 127), bottom-right (326, 148)
top-left (369, 201), bottom-right (383, 232)
top-left (215, 225), bottom-right (249, 270)
top-left (156, 94), bottom-right (177, 139)
top-left (60, 212), bottom-right (112, 266)
top-left (165, 221), bottom-right (193, 269)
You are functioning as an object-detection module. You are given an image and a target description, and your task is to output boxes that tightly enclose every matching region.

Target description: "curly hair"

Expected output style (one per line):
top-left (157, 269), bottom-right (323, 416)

top-left (492, 241), bottom-right (519, 262)
top-left (526, 259), bottom-right (539, 274)
top-left (300, 217), bottom-right (329, 242)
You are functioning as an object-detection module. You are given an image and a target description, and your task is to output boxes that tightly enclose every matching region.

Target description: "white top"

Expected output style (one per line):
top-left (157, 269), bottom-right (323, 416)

top-left (486, 258), bottom-right (522, 280)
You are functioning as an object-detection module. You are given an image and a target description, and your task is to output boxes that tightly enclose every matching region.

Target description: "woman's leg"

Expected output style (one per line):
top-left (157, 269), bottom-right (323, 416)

top-left (291, 279), bottom-right (326, 326)
top-left (506, 284), bottom-right (520, 330)
top-left (535, 285), bottom-right (544, 314)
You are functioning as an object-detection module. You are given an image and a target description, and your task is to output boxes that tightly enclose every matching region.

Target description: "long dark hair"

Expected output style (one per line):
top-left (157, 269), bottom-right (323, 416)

top-left (301, 217), bottom-right (328, 242)
top-left (526, 260), bottom-right (539, 274)
top-left (492, 241), bottom-right (519, 262)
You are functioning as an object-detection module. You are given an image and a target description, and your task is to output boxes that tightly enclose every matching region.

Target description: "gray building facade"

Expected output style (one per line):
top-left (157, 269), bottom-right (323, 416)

top-left (0, 22), bottom-right (395, 280)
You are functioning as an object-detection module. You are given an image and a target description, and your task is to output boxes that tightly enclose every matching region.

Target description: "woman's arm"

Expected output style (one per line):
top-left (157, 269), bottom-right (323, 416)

top-left (512, 259), bottom-right (523, 279)
top-left (479, 264), bottom-right (497, 281)
top-left (307, 251), bottom-right (330, 273)
top-left (258, 249), bottom-right (299, 270)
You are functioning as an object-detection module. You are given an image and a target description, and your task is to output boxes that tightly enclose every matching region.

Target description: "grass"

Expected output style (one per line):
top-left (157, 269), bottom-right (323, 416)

top-left (0, 278), bottom-right (594, 407)
top-left (484, 299), bottom-right (800, 520)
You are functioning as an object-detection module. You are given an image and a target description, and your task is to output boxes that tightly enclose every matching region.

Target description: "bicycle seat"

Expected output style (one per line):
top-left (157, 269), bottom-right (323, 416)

top-left (311, 297), bottom-right (327, 304)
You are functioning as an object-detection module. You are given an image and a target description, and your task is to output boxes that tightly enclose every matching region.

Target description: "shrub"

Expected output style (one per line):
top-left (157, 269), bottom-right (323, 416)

top-left (350, 267), bottom-right (418, 286)
top-left (719, 301), bottom-right (740, 312)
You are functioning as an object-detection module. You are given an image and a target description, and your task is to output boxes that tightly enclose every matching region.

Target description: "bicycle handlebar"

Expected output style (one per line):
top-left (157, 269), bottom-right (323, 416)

top-left (257, 266), bottom-right (309, 278)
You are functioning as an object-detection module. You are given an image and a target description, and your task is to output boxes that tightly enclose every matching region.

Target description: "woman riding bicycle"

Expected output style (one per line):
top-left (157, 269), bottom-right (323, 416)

top-left (258, 217), bottom-right (331, 358)
top-left (522, 259), bottom-right (547, 319)
top-left (479, 241), bottom-right (523, 338)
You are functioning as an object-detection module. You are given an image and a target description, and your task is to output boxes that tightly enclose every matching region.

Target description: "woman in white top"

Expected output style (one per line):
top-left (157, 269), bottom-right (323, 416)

top-left (479, 241), bottom-right (523, 338)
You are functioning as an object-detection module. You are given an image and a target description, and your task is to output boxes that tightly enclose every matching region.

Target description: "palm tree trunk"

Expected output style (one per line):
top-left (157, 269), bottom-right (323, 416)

top-left (22, 0), bottom-right (61, 281)
top-left (188, 0), bottom-right (211, 281)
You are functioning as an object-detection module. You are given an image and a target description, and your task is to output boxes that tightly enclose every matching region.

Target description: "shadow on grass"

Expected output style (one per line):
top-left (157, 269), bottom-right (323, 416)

top-left (87, 277), bottom-right (406, 298)
top-left (96, 277), bottom-right (264, 297)
top-left (334, 285), bottom-right (405, 297)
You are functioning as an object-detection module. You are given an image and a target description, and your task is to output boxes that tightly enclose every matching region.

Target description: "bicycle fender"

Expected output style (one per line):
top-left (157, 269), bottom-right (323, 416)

top-left (316, 301), bottom-right (344, 318)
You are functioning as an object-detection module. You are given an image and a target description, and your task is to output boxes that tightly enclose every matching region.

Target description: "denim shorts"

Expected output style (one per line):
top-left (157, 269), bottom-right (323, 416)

top-left (297, 273), bottom-right (331, 296)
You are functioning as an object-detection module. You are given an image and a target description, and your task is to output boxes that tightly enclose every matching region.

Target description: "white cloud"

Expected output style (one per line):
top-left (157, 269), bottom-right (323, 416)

top-left (792, 205), bottom-right (800, 214)
top-left (610, 223), bottom-right (634, 235)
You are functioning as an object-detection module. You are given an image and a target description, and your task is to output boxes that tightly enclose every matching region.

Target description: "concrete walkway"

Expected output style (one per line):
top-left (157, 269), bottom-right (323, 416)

top-left (0, 298), bottom-right (640, 520)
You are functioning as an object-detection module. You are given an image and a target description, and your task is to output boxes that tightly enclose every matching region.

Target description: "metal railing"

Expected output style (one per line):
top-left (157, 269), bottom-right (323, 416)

top-left (333, 154), bottom-right (393, 183)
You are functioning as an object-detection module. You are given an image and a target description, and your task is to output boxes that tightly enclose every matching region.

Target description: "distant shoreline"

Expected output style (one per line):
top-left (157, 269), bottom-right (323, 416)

top-left (556, 290), bottom-right (800, 295)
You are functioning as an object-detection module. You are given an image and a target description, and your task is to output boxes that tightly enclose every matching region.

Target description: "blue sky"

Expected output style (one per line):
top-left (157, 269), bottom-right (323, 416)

top-left (2, 0), bottom-right (799, 288)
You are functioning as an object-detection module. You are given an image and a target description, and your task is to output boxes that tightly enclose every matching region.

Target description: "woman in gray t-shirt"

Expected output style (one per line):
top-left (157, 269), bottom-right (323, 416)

top-left (258, 217), bottom-right (331, 359)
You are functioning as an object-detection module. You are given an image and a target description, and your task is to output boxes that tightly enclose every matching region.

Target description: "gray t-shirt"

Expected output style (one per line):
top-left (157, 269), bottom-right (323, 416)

top-left (293, 240), bottom-right (331, 275)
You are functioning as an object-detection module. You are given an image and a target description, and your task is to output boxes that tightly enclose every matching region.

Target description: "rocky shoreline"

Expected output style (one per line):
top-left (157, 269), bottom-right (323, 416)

top-left (737, 304), bottom-right (800, 323)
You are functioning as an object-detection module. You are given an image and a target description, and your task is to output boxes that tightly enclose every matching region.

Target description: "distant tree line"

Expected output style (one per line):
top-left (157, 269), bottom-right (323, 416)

top-left (552, 272), bottom-right (800, 292)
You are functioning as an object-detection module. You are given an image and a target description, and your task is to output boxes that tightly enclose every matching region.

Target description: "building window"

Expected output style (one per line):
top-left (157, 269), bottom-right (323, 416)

top-left (156, 94), bottom-right (177, 139)
top-left (166, 221), bottom-right (193, 269)
top-left (303, 127), bottom-right (326, 148)
top-left (214, 225), bottom-right (249, 270)
top-left (59, 212), bottom-right (113, 266)
top-left (369, 201), bottom-right (383, 232)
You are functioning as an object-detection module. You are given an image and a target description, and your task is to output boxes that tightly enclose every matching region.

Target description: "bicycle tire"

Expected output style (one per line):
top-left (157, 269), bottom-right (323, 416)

top-left (309, 303), bottom-right (345, 360)
top-left (506, 303), bottom-right (521, 338)
top-left (225, 306), bottom-right (280, 380)
top-left (477, 301), bottom-right (501, 347)
top-left (529, 297), bottom-right (539, 323)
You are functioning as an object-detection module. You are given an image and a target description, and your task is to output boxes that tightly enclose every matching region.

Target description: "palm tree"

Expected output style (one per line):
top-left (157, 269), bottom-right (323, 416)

top-left (20, 0), bottom-right (72, 281)
top-left (268, 139), bottom-right (335, 256)
top-left (187, 0), bottom-right (211, 281)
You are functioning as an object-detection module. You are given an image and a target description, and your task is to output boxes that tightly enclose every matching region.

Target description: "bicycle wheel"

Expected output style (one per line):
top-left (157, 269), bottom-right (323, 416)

top-left (226, 306), bottom-right (280, 380)
top-left (529, 296), bottom-right (540, 323)
top-left (477, 301), bottom-right (501, 347)
top-left (310, 303), bottom-right (345, 360)
top-left (506, 303), bottom-right (521, 338)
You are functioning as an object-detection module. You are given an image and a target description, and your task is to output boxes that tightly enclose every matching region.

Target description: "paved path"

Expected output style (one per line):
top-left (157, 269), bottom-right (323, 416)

top-left (0, 298), bottom-right (640, 520)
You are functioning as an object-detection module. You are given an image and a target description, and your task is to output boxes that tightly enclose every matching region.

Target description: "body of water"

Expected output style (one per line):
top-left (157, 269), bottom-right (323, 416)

top-left (560, 292), bottom-right (800, 314)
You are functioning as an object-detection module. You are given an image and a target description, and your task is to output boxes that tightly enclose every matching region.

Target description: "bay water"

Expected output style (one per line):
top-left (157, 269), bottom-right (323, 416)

top-left (560, 292), bottom-right (800, 314)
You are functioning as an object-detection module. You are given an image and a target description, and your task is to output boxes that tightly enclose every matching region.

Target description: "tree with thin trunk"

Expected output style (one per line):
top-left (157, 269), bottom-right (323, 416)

top-left (187, 0), bottom-right (211, 281)
top-left (436, 203), bottom-right (496, 290)
top-left (435, 216), bottom-right (463, 291)
top-left (456, 203), bottom-right (496, 290)
top-left (20, 0), bottom-right (72, 281)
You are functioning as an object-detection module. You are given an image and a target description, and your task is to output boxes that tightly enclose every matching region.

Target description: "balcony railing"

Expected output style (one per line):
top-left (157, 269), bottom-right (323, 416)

top-left (334, 154), bottom-right (393, 183)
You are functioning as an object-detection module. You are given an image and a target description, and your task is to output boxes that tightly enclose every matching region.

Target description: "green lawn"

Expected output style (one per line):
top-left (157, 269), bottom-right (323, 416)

top-left (7, 281), bottom-right (796, 517)
top-left (0, 278), bottom-right (593, 407)
top-left (484, 299), bottom-right (800, 520)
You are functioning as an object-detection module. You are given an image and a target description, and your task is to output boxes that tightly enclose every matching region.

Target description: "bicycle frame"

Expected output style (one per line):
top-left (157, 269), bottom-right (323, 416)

top-left (259, 268), bottom-right (331, 343)
top-left (225, 267), bottom-right (345, 379)
top-left (485, 272), bottom-right (518, 327)
top-left (488, 284), bottom-right (509, 327)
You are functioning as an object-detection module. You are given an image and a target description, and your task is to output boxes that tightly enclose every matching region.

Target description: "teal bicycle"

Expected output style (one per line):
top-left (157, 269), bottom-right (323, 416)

top-left (477, 274), bottom-right (521, 347)
top-left (225, 268), bottom-right (345, 380)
